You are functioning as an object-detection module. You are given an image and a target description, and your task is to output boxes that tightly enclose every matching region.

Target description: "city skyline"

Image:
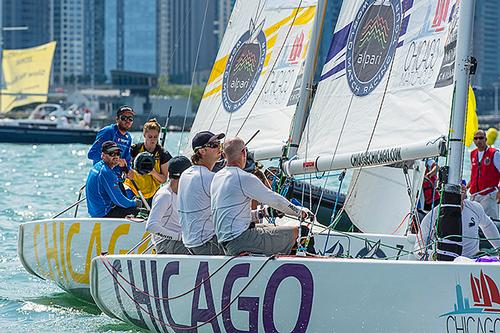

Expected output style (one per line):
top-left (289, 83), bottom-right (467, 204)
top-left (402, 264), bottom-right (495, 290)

top-left (1, 0), bottom-right (499, 113)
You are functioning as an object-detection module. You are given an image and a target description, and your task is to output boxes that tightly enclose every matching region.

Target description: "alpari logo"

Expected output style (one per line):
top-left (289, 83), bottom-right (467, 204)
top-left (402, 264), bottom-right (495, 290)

top-left (222, 19), bottom-right (266, 113)
top-left (441, 271), bottom-right (500, 333)
top-left (346, 0), bottom-right (401, 96)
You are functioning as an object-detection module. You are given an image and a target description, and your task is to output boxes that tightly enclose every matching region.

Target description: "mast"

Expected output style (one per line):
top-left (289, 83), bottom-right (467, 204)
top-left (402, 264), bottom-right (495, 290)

top-left (287, 0), bottom-right (328, 158)
top-left (437, 0), bottom-right (475, 261)
top-left (447, 0), bottom-right (475, 186)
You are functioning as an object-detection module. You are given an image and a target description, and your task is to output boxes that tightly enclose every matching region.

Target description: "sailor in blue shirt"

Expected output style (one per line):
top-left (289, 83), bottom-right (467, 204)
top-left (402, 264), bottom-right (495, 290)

top-left (86, 141), bottom-right (142, 218)
top-left (88, 105), bottom-right (135, 178)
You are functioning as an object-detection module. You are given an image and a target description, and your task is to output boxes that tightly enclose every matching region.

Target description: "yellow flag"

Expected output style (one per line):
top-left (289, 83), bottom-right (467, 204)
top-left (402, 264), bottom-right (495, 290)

top-left (464, 85), bottom-right (478, 147)
top-left (1, 41), bottom-right (56, 113)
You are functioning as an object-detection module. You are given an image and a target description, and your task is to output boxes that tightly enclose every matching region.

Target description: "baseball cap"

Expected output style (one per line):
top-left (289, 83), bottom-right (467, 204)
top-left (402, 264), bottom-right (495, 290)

top-left (168, 156), bottom-right (192, 179)
top-left (116, 105), bottom-right (135, 116)
top-left (192, 131), bottom-right (225, 151)
top-left (102, 141), bottom-right (121, 154)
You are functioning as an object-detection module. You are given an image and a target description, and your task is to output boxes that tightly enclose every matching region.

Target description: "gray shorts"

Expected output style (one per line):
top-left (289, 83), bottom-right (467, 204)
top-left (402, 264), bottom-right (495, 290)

top-left (223, 225), bottom-right (297, 256)
top-left (155, 239), bottom-right (190, 255)
top-left (188, 235), bottom-right (225, 255)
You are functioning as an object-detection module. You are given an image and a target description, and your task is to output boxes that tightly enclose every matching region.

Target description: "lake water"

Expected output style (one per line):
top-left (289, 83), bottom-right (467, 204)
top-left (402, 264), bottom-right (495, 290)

top-left (0, 131), bottom-right (474, 333)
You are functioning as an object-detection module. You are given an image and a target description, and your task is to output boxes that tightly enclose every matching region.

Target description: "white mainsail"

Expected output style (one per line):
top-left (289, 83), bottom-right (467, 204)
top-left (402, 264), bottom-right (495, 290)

top-left (297, 0), bottom-right (459, 164)
top-left (186, 0), bottom-right (318, 153)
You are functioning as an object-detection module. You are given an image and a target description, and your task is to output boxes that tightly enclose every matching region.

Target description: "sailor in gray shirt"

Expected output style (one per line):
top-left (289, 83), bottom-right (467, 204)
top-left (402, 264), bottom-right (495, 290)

top-left (211, 137), bottom-right (313, 256)
top-left (178, 131), bottom-right (225, 255)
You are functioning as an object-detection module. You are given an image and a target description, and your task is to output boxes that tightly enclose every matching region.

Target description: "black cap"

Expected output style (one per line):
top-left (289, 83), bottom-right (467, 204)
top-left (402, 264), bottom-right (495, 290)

top-left (192, 131), bottom-right (225, 151)
top-left (116, 105), bottom-right (135, 116)
top-left (168, 156), bottom-right (191, 179)
top-left (102, 141), bottom-right (121, 154)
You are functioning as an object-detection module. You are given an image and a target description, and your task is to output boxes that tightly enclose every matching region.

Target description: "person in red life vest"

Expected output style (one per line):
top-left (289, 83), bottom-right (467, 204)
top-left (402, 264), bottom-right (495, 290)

top-left (468, 129), bottom-right (500, 220)
top-left (422, 159), bottom-right (440, 211)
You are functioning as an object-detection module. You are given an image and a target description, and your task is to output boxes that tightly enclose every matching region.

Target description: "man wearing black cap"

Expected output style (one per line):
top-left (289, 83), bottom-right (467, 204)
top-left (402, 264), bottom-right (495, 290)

top-left (85, 141), bottom-right (142, 218)
top-left (146, 156), bottom-right (192, 254)
top-left (178, 131), bottom-right (226, 255)
top-left (88, 105), bottom-right (135, 178)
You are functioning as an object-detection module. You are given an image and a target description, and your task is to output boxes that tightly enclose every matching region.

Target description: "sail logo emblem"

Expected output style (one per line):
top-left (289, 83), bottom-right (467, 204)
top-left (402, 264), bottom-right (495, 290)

top-left (222, 19), bottom-right (266, 113)
top-left (431, 0), bottom-right (452, 32)
top-left (345, 0), bottom-right (401, 96)
top-left (287, 31), bottom-right (305, 64)
top-left (440, 271), bottom-right (500, 332)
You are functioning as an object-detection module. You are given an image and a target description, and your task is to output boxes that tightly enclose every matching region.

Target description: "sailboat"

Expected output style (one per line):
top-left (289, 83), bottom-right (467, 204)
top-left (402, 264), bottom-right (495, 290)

top-left (18, 0), bottom-right (414, 304)
top-left (87, 0), bottom-right (500, 331)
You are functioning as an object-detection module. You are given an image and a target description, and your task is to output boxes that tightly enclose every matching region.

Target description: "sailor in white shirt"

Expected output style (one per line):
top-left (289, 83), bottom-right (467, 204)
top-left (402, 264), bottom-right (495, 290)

top-left (211, 137), bottom-right (314, 256)
top-left (178, 131), bottom-right (225, 255)
top-left (414, 185), bottom-right (500, 260)
top-left (146, 156), bottom-right (191, 254)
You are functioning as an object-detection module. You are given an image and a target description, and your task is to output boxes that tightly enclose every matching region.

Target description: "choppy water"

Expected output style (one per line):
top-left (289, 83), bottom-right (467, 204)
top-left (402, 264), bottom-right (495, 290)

top-left (0, 131), bottom-right (474, 333)
top-left (0, 132), bottom-right (188, 333)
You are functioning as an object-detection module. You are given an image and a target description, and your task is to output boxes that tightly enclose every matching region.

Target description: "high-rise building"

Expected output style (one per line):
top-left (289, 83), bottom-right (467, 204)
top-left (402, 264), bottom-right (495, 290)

top-left (84, 0), bottom-right (105, 85)
top-left (473, 1), bottom-right (500, 88)
top-left (50, 0), bottom-right (86, 85)
top-left (214, 0), bottom-right (235, 46)
top-left (104, 0), bottom-right (157, 80)
top-left (158, 0), bottom-right (218, 84)
top-left (1, 0), bottom-right (51, 50)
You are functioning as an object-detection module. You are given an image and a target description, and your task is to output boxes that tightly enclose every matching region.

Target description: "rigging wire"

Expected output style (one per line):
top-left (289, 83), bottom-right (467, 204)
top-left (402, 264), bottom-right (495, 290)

top-left (177, 0), bottom-right (211, 154)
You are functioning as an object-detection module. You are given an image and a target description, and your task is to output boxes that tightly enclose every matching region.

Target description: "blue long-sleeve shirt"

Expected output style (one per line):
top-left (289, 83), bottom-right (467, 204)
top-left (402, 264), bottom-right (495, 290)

top-left (85, 160), bottom-right (137, 217)
top-left (87, 124), bottom-right (133, 169)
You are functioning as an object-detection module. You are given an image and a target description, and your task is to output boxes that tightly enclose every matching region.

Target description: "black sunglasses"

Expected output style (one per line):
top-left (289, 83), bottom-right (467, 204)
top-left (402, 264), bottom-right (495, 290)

top-left (107, 151), bottom-right (121, 157)
top-left (474, 136), bottom-right (485, 140)
top-left (119, 115), bottom-right (134, 122)
top-left (194, 141), bottom-right (220, 152)
top-left (204, 141), bottom-right (221, 149)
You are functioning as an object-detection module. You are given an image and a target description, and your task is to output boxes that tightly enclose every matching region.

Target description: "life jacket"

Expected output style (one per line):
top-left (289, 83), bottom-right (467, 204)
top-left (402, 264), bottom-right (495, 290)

top-left (469, 147), bottom-right (500, 195)
top-left (423, 173), bottom-right (440, 205)
top-left (124, 143), bottom-right (163, 199)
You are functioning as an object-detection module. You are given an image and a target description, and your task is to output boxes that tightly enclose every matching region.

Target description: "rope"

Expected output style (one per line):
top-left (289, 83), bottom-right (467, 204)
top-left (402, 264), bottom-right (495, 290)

top-left (322, 170), bottom-right (346, 253)
top-left (100, 254), bottom-right (275, 331)
top-left (178, 0), bottom-right (210, 154)
top-left (99, 253), bottom-right (242, 301)
top-left (235, 0), bottom-right (304, 137)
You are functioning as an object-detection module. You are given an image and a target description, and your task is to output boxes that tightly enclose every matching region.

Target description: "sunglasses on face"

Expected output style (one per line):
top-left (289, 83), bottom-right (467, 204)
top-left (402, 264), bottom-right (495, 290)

top-left (119, 115), bottom-right (134, 122)
top-left (107, 151), bottom-right (121, 157)
top-left (474, 136), bottom-right (485, 140)
top-left (204, 141), bottom-right (221, 149)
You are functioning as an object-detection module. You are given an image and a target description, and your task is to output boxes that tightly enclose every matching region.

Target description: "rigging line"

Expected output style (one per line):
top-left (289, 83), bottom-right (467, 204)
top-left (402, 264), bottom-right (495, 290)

top-left (100, 255), bottom-right (275, 331)
top-left (309, 1), bottom-right (407, 225)
top-left (178, 0), bottom-right (211, 154)
top-left (99, 253), bottom-right (242, 301)
top-left (235, 0), bottom-right (304, 137)
top-left (144, 4), bottom-right (194, 143)
top-left (304, 220), bottom-right (415, 256)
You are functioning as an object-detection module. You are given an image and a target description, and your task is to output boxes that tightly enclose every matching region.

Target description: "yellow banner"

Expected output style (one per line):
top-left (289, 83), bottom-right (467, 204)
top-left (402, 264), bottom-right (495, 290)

top-left (1, 41), bottom-right (56, 113)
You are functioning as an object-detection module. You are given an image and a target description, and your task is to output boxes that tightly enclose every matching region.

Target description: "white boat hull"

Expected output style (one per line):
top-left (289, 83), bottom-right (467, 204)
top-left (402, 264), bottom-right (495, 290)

top-left (90, 254), bottom-right (500, 333)
top-left (17, 216), bottom-right (417, 302)
top-left (17, 218), bottom-right (151, 301)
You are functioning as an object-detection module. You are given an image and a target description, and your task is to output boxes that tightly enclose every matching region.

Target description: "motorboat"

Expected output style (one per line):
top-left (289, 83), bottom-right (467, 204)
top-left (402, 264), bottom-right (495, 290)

top-left (0, 103), bottom-right (97, 144)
